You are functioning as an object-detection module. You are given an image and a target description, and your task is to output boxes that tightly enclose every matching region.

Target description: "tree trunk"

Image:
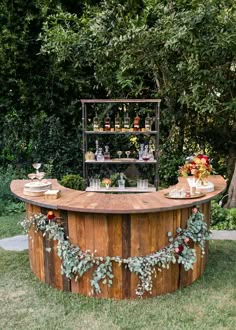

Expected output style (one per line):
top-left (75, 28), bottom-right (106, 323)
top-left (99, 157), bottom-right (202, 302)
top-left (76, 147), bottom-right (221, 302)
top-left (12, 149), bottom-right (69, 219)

top-left (224, 161), bottom-right (236, 208)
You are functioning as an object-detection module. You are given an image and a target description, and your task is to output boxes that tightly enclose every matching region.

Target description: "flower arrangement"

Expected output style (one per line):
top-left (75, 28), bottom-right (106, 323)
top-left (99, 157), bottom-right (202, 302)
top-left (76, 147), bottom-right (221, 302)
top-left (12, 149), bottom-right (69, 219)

top-left (179, 154), bottom-right (213, 181)
top-left (102, 178), bottom-right (111, 188)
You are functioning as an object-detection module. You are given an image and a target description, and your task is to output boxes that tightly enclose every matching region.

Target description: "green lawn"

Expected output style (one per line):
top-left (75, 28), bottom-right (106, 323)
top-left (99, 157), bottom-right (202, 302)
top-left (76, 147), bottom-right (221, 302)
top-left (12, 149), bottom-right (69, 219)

top-left (0, 240), bottom-right (235, 330)
top-left (0, 212), bottom-right (25, 239)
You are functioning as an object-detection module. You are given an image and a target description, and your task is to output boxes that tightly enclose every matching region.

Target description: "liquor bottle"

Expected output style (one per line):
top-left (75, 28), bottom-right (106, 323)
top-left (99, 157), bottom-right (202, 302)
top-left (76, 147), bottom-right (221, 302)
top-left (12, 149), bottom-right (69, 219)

top-left (93, 112), bottom-right (99, 131)
top-left (133, 112), bottom-right (140, 131)
top-left (145, 113), bottom-right (152, 131)
top-left (104, 113), bottom-right (111, 131)
top-left (123, 112), bottom-right (130, 129)
top-left (104, 145), bottom-right (110, 160)
top-left (115, 113), bottom-right (121, 131)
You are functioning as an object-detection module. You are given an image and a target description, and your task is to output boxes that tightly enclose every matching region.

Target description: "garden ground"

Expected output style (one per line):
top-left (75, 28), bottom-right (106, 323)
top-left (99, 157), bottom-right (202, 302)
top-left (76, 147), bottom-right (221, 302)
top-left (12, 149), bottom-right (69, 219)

top-left (0, 213), bottom-right (236, 329)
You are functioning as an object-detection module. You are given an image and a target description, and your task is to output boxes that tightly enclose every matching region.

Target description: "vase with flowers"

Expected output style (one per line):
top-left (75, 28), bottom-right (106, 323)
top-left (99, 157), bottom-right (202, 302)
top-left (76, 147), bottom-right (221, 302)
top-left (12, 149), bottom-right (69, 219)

top-left (179, 154), bottom-right (214, 192)
top-left (102, 178), bottom-right (111, 189)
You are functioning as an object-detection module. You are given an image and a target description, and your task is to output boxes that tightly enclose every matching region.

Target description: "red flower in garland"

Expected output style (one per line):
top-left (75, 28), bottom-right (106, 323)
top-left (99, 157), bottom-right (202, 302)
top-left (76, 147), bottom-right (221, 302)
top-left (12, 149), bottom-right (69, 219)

top-left (174, 244), bottom-right (184, 254)
top-left (47, 211), bottom-right (55, 221)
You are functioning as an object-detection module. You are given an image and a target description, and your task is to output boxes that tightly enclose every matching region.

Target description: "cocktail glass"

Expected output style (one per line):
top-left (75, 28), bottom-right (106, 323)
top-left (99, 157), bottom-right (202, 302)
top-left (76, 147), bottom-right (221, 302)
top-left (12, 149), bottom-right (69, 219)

top-left (36, 172), bottom-right (45, 181)
top-left (28, 173), bottom-right (37, 181)
top-left (125, 151), bottom-right (131, 158)
top-left (32, 163), bottom-right (41, 174)
top-left (117, 151), bottom-right (122, 159)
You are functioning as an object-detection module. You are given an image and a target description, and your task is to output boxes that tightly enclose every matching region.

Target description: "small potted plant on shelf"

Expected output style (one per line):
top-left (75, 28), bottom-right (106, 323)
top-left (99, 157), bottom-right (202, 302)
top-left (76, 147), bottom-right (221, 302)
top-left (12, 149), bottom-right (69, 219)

top-left (102, 178), bottom-right (111, 189)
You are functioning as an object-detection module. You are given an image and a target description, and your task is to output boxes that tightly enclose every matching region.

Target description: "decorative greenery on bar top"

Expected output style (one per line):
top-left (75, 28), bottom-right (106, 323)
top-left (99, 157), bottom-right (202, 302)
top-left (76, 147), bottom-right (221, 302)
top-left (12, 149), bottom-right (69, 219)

top-left (20, 208), bottom-right (210, 297)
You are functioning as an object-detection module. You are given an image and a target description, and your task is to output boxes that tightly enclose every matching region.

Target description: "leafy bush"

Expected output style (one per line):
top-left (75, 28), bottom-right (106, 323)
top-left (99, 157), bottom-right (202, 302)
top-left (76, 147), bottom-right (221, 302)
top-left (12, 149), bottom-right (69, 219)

top-left (0, 165), bottom-right (27, 216)
top-left (60, 174), bottom-right (85, 190)
top-left (210, 200), bottom-right (236, 230)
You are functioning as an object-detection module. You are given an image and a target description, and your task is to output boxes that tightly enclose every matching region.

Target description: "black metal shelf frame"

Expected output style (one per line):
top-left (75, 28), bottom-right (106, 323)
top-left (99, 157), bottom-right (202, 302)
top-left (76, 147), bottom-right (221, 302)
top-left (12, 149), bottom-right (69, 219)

top-left (81, 99), bottom-right (161, 190)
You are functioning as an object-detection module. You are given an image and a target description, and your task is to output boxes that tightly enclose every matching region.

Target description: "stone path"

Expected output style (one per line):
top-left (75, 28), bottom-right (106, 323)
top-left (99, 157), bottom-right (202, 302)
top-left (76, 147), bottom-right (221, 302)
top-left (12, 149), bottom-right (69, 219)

top-left (0, 235), bottom-right (28, 251)
top-left (0, 231), bottom-right (236, 251)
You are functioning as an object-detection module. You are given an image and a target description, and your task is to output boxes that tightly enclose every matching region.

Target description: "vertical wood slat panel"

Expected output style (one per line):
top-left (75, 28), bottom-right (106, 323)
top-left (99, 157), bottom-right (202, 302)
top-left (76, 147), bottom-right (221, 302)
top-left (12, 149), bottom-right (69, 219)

top-left (107, 214), bottom-right (123, 299)
top-left (68, 212), bottom-right (79, 294)
top-left (24, 202), bottom-right (210, 299)
top-left (121, 214), bottom-right (131, 299)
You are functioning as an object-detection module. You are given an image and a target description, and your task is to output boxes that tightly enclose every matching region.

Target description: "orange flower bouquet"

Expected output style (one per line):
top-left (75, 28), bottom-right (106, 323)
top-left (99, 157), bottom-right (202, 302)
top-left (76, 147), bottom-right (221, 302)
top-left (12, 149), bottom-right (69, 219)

top-left (102, 178), bottom-right (111, 189)
top-left (179, 154), bottom-right (213, 183)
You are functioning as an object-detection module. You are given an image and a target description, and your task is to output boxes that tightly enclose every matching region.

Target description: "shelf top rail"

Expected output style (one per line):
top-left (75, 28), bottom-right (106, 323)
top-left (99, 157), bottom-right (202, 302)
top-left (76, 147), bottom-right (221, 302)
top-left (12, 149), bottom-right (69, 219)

top-left (81, 99), bottom-right (161, 104)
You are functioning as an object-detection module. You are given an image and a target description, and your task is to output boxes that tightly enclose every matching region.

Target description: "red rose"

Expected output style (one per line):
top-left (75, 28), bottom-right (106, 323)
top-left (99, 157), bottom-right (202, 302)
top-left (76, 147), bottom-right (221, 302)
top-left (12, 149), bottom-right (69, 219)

top-left (47, 211), bottom-right (55, 221)
top-left (174, 245), bottom-right (184, 254)
top-left (178, 245), bottom-right (184, 253)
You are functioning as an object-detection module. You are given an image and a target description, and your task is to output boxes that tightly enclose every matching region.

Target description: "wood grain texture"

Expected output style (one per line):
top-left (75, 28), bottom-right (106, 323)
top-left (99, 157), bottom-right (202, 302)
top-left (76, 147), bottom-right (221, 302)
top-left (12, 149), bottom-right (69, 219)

top-left (11, 175), bottom-right (226, 214)
top-left (18, 181), bottom-right (218, 299)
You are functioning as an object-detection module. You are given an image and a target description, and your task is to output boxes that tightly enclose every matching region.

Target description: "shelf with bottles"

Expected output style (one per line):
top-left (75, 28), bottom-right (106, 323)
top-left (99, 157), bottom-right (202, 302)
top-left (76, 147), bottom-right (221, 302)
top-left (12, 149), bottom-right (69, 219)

top-left (81, 99), bottom-right (161, 191)
top-left (85, 141), bottom-right (157, 165)
top-left (90, 110), bottom-right (155, 133)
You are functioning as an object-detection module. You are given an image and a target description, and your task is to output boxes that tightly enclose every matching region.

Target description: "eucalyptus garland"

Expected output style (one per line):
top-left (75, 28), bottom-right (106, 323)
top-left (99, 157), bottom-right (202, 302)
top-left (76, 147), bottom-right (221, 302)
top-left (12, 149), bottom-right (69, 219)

top-left (20, 207), bottom-right (210, 297)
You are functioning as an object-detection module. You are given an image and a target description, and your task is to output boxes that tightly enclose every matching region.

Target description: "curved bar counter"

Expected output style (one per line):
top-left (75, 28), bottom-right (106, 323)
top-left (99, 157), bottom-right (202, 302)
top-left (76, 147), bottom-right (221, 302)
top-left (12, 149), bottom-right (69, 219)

top-left (11, 175), bottom-right (226, 299)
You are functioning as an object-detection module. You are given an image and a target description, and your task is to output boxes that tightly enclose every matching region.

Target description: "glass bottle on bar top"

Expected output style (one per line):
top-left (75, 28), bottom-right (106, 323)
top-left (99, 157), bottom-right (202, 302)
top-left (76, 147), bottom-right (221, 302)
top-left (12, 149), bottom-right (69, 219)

top-left (104, 113), bottom-right (111, 131)
top-left (93, 112), bottom-right (99, 131)
top-left (145, 113), bottom-right (152, 131)
top-left (115, 113), bottom-right (121, 131)
top-left (104, 145), bottom-right (110, 160)
top-left (123, 112), bottom-right (130, 129)
top-left (133, 112), bottom-right (140, 131)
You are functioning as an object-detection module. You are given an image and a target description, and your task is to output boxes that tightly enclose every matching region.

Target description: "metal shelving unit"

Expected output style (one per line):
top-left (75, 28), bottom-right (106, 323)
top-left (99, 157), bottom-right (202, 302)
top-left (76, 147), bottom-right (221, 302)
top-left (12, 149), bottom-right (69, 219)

top-left (81, 99), bottom-right (161, 191)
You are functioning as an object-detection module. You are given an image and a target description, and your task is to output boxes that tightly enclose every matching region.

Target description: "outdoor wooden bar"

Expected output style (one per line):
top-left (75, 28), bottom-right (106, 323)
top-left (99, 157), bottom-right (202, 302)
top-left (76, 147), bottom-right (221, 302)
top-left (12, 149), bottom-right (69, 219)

top-left (11, 175), bottom-right (226, 299)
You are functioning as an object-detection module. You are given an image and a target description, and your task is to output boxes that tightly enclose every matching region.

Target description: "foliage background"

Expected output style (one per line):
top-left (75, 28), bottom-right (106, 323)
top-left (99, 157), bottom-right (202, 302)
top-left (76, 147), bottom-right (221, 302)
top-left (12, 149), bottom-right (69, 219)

top-left (0, 0), bottom-right (235, 185)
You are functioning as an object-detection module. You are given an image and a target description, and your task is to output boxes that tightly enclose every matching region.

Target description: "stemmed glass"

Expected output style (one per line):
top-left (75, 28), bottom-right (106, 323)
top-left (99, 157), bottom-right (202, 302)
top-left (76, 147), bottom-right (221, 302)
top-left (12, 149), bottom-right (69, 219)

top-left (117, 151), bottom-right (123, 159)
top-left (32, 163), bottom-right (41, 174)
top-left (36, 172), bottom-right (45, 181)
top-left (28, 173), bottom-right (37, 181)
top-left (125, 151), bottom-right (131, 158)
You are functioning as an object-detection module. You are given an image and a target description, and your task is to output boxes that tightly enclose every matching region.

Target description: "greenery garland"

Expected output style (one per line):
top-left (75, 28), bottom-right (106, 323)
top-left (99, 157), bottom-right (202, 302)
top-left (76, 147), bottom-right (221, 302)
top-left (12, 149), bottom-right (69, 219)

top-left (20, 207), bottom-right (210, 297)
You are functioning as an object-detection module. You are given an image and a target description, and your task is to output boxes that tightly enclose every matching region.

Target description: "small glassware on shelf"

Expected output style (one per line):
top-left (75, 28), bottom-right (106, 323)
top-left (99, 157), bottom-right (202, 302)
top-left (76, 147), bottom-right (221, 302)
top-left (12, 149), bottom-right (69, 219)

top-left (104, 113), bottom-right (111, 131)
top-left (125, 150), bottom-right (131, 158)
top-left (123, 112), bottom-right (130, 130)
top-left (145, 113), bottom-right (152, 131)
top-left (115, 113), bottom-right (121, 131)
top-left (117, 151), bottom-right (123, 159)
top-left (133, 112), bottom-right (141, 131)
top-left (97, 148), bottom-right (104, 161)
top-left (93, 112), bottom-right (99, 131)
top-left (142, 145), bottom-right (150, 161)
top-left (118, 172), bottom-right (125, 189)
top-left (104, 145), bottom-right (110, 160)
top-left (32, 163), bottom-right (41, 174)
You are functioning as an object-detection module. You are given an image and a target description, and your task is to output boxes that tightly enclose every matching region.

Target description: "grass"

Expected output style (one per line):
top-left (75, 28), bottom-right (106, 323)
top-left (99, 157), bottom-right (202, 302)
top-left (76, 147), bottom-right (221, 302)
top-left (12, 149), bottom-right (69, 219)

top-left (0, 212), bottom-right (25, 239)
top-left (0, 240), bottom-right (235, 330)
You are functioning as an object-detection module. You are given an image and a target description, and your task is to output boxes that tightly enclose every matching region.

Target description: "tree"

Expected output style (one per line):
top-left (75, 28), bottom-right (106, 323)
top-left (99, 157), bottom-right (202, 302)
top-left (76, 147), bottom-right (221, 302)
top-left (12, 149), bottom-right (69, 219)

top-left (39, 0), bottom-right (236, 184)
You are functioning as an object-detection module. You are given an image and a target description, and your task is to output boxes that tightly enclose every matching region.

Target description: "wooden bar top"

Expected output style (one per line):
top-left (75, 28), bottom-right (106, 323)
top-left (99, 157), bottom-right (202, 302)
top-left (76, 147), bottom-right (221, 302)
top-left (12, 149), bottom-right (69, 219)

top-left (10, 175), bottom-right (226, 214)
